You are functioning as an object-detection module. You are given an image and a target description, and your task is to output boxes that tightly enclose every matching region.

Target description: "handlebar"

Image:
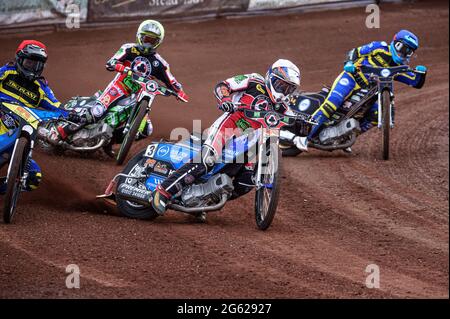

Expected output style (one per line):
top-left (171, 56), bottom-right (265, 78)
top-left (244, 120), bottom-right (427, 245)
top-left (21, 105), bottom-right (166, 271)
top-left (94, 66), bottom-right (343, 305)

top-left (128, 72), bottom-right (182, 100)
top-left (358, 65), bottom-right (414, 78)
top-left (234, 106), bottom-right (299, 122)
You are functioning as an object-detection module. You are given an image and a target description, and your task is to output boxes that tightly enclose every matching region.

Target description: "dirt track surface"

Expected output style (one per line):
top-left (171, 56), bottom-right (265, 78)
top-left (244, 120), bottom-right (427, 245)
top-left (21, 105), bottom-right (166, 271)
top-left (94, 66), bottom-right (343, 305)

top-left (0, 0), bottom-right (448, 298)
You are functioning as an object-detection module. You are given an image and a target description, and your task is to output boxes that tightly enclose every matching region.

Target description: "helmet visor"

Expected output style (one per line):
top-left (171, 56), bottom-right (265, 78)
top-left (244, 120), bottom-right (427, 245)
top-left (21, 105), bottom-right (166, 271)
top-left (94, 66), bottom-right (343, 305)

top-left (140, 34), bottom-right (160, 47)
top-left (395, 41), bottom-right (415, 59)
top-left (271, 76), bottom-right (297, 96)
top-left (22, 58), bottom-right (44, 74)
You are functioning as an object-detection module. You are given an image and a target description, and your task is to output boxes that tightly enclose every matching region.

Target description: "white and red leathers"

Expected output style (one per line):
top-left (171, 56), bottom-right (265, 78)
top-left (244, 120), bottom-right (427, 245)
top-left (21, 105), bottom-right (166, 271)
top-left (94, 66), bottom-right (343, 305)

top-left (58, 44), bottom-right (188, 139)
top-left (155, 73), bottom-right (286, 203)
top-left (92, 43), bottom-right (188, 119)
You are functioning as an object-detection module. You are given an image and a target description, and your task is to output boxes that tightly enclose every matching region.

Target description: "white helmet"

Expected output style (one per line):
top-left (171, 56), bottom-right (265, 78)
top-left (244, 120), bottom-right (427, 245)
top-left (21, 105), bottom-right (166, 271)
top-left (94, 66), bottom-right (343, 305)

top-left (265, 59), bottom-right (301, 107)
top-left (137, 20), bottom-right (165, 49)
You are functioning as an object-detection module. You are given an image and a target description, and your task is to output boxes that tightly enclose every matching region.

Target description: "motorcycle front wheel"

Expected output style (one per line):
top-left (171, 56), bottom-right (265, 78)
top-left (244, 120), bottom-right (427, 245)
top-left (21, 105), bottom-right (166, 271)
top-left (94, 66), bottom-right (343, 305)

top-left (116, 101), bottom-right (148, 165)
top-left (381, 90), bottom-right (391, 161)
top-left (3, 137), bottom-right (29, 224)
top-left (254, 143), bottom-right (282, 231)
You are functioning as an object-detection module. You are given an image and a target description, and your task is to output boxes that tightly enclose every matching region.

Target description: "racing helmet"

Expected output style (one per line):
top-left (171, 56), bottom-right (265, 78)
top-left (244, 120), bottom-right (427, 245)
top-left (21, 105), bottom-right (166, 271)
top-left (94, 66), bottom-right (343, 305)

top-left (15, 40), bottom-right (48, 81)
top-left (265, 59), bottom-right (301, 107)
top-left (137, 20), bottom-right (165, 50)
top-left (391, 30), bottom-right (419, 65)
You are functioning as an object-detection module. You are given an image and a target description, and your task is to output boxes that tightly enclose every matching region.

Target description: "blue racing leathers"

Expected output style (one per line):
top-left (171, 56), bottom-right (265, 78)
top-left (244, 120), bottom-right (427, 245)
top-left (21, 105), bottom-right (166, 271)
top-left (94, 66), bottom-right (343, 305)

top-left (309, 41), bottom-right (427, 138)
top-left (0, 62), bottom-right (61, 192)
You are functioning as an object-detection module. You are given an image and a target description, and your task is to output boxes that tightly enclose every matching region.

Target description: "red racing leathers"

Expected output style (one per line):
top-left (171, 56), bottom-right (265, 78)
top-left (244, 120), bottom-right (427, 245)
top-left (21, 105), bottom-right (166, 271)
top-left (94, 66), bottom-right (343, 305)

top-left (92, 43), bottom-right (188, 119)
top-left (158, 73), bottom-right (284, 199)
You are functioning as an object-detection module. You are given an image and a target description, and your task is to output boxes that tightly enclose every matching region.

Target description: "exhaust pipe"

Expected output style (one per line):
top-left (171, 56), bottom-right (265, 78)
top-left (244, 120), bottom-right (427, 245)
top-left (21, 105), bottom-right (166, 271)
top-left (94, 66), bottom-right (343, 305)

top-left (116, 183), bottom-right (229, 214)
top-left (170, 194), bottom-right (229, 214)
top-left (37, 127), bottom-right (107, 152)
top-left (64, 138), bottom-right (106, 152)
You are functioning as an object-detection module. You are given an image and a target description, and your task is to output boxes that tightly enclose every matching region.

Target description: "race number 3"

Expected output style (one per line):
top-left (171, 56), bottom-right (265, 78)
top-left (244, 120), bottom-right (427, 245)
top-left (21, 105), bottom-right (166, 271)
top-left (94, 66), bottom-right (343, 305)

top-left (145, 144), bottom-right (159, 158)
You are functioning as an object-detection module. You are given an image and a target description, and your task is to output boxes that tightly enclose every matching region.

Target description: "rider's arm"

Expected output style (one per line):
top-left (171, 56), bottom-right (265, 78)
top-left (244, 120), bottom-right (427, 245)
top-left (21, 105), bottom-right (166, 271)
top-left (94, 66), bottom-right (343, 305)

top-left (214, 74), bottom-right (258, 113)
top-left (0, 63), bottom-right (15, 81)
top-left (153, 53), bottom-right (183, 92)
top-left (105, 44), bottom-right (133, 72)
top-left (37, 79), bottom-right (62, 111)
top-left (214, 74), bottom-right (253, 102)
top-left (395, 69), bottom-right (427, 89)
top-left (0, 65), bottom-right (7, 81)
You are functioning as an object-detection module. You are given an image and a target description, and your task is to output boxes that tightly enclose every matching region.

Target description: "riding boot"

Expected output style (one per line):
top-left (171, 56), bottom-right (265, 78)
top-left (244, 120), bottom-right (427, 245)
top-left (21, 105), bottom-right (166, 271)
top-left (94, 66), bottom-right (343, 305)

top-left (152, 147), bottom-right (216, 215)
top-left (152, 161), bottom-right (207, 215)
top-left (359, 102), bottom-right (378, 134)
top-left (308, 102), bottom-right (335, 140)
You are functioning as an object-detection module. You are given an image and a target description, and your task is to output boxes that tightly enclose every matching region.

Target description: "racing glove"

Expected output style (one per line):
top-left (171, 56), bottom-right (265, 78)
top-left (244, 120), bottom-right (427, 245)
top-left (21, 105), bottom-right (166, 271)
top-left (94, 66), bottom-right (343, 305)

top-left (344, 61), bottom-right (356, 73)
top-left (114, 64), bottom-right (132, 75)
top-left (413, 65), bottom-right (428, 89)
top-left (218, 97), bottom-right (235, 113)
top-left (415, 65), bottom-right (428, 73)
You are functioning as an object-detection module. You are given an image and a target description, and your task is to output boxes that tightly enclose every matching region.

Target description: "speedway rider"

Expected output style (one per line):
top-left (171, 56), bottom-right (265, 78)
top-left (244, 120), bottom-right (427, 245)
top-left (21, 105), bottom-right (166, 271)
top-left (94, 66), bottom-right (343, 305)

top-left (290, 30), bottom-right (428, 151)
top-left (152, 59), bottom-right (301, 215)
top-left (54, 20), bottom-right (189, 141)
top-left (0, 40), bottom-right (62, 193)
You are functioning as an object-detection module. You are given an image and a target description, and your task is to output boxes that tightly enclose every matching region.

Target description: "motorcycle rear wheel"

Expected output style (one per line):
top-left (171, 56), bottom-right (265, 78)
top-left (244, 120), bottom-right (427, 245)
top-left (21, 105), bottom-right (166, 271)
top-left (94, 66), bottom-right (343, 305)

top-left (116, 150), bottom-right (159, 220)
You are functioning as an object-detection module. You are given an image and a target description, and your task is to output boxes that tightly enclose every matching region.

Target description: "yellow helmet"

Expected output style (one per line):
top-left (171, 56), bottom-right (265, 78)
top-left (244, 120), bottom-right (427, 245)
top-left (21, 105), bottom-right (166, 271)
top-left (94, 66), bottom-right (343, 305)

top-left (136, 20), bottom-right (165, 49)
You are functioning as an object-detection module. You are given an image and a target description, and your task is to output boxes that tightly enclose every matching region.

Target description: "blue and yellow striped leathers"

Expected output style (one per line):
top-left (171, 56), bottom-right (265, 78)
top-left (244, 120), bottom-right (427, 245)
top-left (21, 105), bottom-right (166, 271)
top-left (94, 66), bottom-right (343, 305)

top-left (0, 63), bottom-right (61, 192)
top-left (309, 40), bottom-right (427, 139)
top-left (0, 63), bottom-right (61, 111)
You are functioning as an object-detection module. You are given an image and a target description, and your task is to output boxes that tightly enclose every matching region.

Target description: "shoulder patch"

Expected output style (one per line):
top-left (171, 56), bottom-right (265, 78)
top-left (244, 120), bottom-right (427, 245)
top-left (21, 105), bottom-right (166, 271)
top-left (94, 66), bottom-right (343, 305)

top-left (233, 75), bottom-right (248, 84)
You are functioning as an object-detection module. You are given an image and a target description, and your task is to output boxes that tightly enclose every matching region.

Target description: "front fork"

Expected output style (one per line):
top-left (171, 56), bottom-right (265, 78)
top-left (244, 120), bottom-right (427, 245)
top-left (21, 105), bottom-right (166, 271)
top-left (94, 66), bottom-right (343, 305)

top-left (255, 128), bottom-right (279, 189)
top-left (123, 95), bottom-right (154, 136)
top-left (377, 90), bottom-right (396, 129)
top-left (7, 138), bottom-right (33, 189)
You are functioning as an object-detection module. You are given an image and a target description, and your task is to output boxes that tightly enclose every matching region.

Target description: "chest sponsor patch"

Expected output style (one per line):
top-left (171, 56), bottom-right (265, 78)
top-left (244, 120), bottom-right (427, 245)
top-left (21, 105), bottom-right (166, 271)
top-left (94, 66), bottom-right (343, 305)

top-left (4, 79), bottom-right (39, 102)
top-left (132, 56), bottom-right (152, 78)
top-left (251, 95), bottom-right (272, 111)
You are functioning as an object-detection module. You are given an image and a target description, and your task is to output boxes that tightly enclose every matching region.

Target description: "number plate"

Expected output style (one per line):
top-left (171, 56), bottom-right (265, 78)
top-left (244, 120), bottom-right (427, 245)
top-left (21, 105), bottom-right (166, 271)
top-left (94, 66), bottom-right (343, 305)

top-left (144, 143), bottom-right (159, 158)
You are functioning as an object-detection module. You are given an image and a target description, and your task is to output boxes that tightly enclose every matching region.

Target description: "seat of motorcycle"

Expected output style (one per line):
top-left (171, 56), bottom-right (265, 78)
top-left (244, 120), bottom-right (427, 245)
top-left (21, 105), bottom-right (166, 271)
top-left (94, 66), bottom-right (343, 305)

top-left (289, 87), bottom-right (331, 116)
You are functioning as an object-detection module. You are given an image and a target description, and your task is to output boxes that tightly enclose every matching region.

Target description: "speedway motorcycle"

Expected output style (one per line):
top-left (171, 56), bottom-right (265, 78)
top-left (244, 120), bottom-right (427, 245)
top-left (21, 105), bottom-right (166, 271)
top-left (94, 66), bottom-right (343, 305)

top-left (0, 100), bottom-right (65, 223)
top-left (39, 70), bottom-right (183, 165)
top-left (98, 105), bottom-right (296, 230)
top-left (280, 65), bottom-right (419, 160)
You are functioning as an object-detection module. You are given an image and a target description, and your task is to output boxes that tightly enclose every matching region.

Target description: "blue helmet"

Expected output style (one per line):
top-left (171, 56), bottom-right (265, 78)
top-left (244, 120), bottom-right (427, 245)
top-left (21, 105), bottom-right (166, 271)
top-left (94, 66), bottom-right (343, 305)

top-left (390, 30), bottom-right (419, 65)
